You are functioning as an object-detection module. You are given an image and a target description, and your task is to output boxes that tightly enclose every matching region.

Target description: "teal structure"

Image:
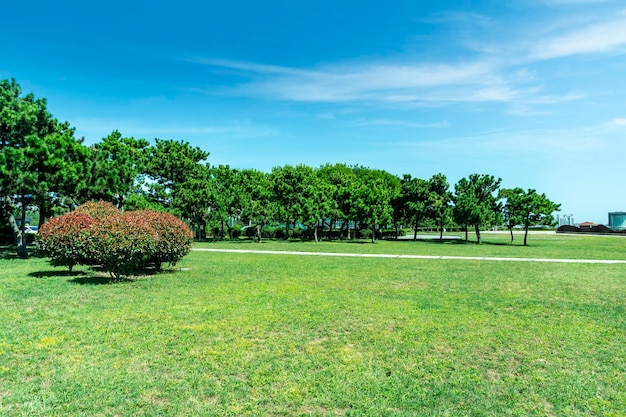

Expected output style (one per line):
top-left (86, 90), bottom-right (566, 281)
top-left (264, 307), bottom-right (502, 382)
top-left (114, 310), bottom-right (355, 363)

top-left (608, 212), bottom-right (626, 231)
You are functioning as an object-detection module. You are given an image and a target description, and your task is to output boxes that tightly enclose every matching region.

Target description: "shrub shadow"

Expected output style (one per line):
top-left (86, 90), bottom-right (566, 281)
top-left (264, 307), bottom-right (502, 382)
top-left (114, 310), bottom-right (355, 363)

top-left (69, 275), bottom-right (135, 285)
top-left (29, 270), bottom-right (88, 279)
top-left (67, 266), bottom-right (176, 285)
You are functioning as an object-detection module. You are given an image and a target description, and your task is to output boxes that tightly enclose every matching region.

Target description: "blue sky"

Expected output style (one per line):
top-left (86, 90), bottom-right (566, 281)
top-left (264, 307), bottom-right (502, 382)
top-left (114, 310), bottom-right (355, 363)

top-left (2, 0), bottom-right (625, 224)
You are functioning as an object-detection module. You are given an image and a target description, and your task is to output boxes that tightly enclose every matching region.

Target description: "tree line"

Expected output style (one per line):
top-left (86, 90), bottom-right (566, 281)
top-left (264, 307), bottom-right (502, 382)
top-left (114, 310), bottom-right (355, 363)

top-left (1, 78), bottom-right (560, 257)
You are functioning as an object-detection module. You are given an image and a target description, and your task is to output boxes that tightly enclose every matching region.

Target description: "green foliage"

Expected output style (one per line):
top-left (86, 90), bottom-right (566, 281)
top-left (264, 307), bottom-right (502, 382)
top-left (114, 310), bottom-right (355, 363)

top-left (454, 174), bottom-right (502, 244)
top-left (210, 165), bottom-right (242, 240)
top-left (239, 169), bottom-right (275, 241)
top-left (2, 77), bottom-right (565, 251)
top-left (499, 187), bottom-right (561, 245)
top-left (80, 130), bottom-right (149, 207)
top-left (0, 78), bottom-right (82, 257)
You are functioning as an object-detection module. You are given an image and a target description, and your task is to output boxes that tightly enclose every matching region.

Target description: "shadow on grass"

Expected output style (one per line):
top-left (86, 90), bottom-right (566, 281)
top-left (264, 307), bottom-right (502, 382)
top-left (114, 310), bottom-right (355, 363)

top-left (197, 237), bottom-right (517, 247)
top-left (29, 270), bottom-right (88, 279)
top-left (69, 275), bottom-right (136, 285)
top-left (68, 266), bottom-right (176, 285)
top-left (0, 245), bottom-right (48, 259)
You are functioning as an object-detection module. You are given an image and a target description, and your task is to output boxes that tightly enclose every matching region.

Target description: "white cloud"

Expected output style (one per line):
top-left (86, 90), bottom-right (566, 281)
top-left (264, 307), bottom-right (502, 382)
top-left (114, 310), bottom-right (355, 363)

top-left (612, 118), bottom-right (626, 125)
top-left (530, 16), bottom-right (626, 59)
top-left (350, 119), bottom-right (449, 129)
top-left (192, 57), bottom-right (539, 106)
top-left (72, 117), bottom-right (277, 143)
top-left (541, 0), bottom-right (615, 4)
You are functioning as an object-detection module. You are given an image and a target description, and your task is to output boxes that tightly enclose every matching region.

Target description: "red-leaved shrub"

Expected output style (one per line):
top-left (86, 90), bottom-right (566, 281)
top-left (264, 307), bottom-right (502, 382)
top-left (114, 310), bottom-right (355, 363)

top-left (38, 211), bottom-right (95, 271)
top-left (39, 202), bottom-right (193, 278)
top-left (89, 211), bottom-right (159, 279)
top-left (74, 201), bottom-right (120, 220)
top-left (136, 210), bottom-right (194, 271)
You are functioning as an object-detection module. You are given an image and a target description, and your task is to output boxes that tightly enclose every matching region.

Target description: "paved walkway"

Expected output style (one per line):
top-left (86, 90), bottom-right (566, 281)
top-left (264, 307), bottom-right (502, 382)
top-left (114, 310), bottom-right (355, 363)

top-left (193, 248), bottom-right (626, 264)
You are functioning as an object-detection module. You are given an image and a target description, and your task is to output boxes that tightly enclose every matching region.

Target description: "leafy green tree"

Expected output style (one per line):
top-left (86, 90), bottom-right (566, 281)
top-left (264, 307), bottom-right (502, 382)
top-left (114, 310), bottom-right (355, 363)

top-left (299, 167), bottom-right (334, 242)
top-left (498, 187), bottom-right (524, 244)
top-left (239, 169), bottom-right (274, 242)
top-left (499, 187), bottom-right (560, 245)
top-left (316, 163), bottom-right (353, 239)
top-left (0, 78), bottom-right (70, 257)
top-left (427, 173), bottom-right (452, 240)
top-left (350, 166), bottom-right (399, 243)
top-left (453, 174), bottom-right (501, 244)
top-left (399, 174), bottom-right (430, 240)
top-left (81, 130), bottom-right (149, 208)
top-left (172, 164), bottom-right (212, 239)
top-left (144, 138), bottom-right (211, 234)
top-left (210, 165), bottom-right (242, 240)
top-left (270, 164), bottom-right (313, 239)
top-left (31, 127), bottom-right (90, 227)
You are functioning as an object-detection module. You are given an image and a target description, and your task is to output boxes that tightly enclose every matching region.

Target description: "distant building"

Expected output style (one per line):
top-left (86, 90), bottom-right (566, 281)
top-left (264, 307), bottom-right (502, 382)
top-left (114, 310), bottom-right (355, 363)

top-left (579, 221), bottom-right (597, 229)
top-left (608, 212), bottom-right (626, 231)
top-left (556, 214), bottom-right (575, 227)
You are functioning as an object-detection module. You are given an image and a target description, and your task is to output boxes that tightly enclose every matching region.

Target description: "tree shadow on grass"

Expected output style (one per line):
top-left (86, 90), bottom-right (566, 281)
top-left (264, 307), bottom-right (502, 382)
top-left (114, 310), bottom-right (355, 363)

top-left (0, 245), bottom-right (48, 260)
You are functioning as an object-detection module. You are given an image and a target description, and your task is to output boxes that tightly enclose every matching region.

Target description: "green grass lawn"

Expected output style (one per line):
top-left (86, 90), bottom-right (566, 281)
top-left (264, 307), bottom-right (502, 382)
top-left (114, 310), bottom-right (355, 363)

top-left (1, 236), bottom-right (625, 416)
top-left (196, 231), bottom-right (626, 260)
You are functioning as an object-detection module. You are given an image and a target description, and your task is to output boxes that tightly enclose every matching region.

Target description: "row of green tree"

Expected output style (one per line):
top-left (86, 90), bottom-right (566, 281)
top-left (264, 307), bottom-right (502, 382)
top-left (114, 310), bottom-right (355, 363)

top-left (1, 78), bottom-right (560, 257)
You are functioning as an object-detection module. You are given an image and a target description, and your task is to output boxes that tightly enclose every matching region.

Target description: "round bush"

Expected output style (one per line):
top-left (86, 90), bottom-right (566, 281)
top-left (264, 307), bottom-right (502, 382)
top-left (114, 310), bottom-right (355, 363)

top-left (38, 211), bottom-right (95, 271)
top-left (89, 211), bottom-right (159, 279)
top-left (135, 210), bottom-right (194, 271)
top-left (74, 201), bottom-right (120, 220)
top-left (41, 203), bottom-right (193, 278)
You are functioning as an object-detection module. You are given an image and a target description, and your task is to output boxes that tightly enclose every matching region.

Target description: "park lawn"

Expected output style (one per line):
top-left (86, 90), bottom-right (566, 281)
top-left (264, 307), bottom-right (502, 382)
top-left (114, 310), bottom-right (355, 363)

top-left (195, 232), bottom-right (626, 261)
top-left (0, 238), bottom-right (625, 416)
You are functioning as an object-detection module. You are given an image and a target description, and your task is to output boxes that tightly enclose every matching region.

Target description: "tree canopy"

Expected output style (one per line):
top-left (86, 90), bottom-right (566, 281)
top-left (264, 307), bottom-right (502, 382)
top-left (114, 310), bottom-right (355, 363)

top-left (2, 77), bottom-right (563, 254)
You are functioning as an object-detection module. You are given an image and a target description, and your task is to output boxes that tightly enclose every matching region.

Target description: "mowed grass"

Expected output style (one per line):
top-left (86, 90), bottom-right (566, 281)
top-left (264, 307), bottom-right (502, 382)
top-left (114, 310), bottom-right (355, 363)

top-left (196, 231), bottom-right (626, 260)
top-left (0, 236), bottom-right (625, 416)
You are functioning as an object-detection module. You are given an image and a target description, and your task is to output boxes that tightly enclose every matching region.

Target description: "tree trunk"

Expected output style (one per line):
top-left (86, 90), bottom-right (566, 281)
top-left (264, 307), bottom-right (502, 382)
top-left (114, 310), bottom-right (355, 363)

top-left (284, 218), bottom-right (289, 240)
top-left (509, 227), bottom-right (514, 244)
top-left (314, 223), bottom-right (319, 243)
top-left (464, 226), bottom-right (468, 242)
top-left (37, 196), bottom-right (48, 229)
top-left (439, 217), bottom-right (444, 240)
top-left (413, 218), bottom-right (419, 240)
top-left (326, 219), bottom-right (334, 240)
top-left (370, 224), bottom-right (376, 243)
top-left (256, 223), bottom-right (263, 242)
top-left (7, 209), bottom-right (28, 258)
top-left (474, 224), bottom-right (481, 245)
top-left (524, 223), bottom-right (529, 246)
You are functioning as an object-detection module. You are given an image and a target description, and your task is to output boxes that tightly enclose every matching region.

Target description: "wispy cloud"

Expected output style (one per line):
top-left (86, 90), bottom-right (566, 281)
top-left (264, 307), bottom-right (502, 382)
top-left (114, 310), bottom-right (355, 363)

top-left (72, 117), bottom-right (278, 142)
top-left (191, 58), bottom-right (535, 106)
top-left (541, 0), bottom-right (615, 4)
top-left (530, 14), bottom-right (626, 59)
top-left (184, 5), bottom-right (622, 112)
top-left (350, 119), bottom-right (449, 129)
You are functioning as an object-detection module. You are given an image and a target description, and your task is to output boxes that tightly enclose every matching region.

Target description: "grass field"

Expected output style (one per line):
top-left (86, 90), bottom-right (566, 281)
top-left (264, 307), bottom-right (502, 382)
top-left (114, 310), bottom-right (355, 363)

top-left (1, 234), bottom-right (625, 416)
